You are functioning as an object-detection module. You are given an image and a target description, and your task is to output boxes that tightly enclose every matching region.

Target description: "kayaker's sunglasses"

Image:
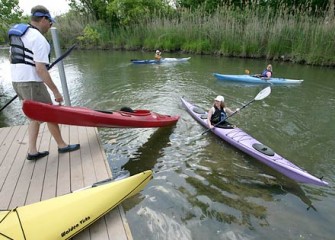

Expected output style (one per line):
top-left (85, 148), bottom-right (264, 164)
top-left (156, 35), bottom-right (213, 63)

top-left (45, 17), bottom-right (53, 26)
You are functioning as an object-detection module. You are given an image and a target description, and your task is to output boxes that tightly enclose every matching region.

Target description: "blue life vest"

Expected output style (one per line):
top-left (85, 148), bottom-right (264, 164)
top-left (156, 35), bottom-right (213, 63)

top-left (8, 23), bottom-right (35, 67)
top-left (211, 106), bottom-right (227, 124)
top-left (261, 69), bottom-right (272, 77)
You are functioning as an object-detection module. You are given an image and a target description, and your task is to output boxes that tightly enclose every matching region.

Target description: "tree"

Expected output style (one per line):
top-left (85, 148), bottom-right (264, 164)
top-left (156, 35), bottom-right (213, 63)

top-left (176, 0), bottom-right (224, 13)
top-left (0, 0), bottom-right (23, 43)
top-left (107, 0), bottom-right (172, 26)
top-left (68, 0), bottom-right (113, 22)
top-left (68, 0), bottom-right (173, 27)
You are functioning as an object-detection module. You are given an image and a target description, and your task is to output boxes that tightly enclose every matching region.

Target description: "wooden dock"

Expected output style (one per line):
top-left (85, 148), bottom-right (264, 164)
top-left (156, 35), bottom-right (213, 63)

top-left (0, 124), bottom-right (133, 240)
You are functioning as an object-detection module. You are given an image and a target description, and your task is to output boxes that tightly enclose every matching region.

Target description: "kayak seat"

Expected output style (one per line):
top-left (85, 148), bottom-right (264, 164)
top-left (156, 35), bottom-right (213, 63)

top-left (252, 143), bottom-right (275, 156)
top-left (192, 107), bottom-right (206, 114)
top-left (216, 122), bottom-right (234, 129)
top-left (120, 106), bottom-right (134, 112)
top-left (200, 114), bottom-right (208, 119)
top-left (119, 110), bottom-right (151, 116)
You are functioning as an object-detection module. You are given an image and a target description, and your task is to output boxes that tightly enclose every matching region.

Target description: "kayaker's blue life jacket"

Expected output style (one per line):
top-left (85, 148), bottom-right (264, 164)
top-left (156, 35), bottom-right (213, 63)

top-left (8, 23), bottom-right (50, 68)
top-left (261, 69), bottom-right (272, 78)
top-left (211, 106), bottom-right (227, 124)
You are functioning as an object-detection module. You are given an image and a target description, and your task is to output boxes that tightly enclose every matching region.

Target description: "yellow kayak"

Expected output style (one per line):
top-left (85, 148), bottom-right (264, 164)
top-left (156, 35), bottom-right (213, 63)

top-left (0, 170), bottom-right (152, 240)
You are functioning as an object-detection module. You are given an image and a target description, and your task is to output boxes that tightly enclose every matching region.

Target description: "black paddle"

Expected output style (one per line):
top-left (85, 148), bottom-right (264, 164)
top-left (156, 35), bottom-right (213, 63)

top-left (0, 95), bottom-right (18, 112)
top-left (201, 86), bottom-right (272, 135)
top-left (0, 44), bottom-right (76, 112)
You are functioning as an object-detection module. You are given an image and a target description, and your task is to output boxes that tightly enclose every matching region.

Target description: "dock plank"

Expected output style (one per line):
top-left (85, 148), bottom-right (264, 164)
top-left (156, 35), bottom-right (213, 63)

top-left (87, 127), bottom-right (110, 181)
top-left (79, 127), bottom-right (98, 186)
top-left (57, 124), bottom-right (71, 196)
top-left (69, 125), bottom-right (84, 191)
top-left (106, 206), bottom-right (133, 240)
top-left (26, 124), bottom-right (51, 205)
top-left (0, 127), bottom-right (13, 166)
top-left (0, 125), bottom-right (29, 209)
top-left (0, 126), bottom-right (23, 188)
top-left (0, 124), bottom-right (132, 240)
top-left (41, 126), bottom-right (59, 201)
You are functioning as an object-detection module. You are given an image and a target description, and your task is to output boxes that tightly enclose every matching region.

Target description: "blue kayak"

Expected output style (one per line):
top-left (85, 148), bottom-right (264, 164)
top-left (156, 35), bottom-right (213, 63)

top-left (213, 73), bottom-right (304, 85)
top-left (131, 57), bottom-right (191, 64)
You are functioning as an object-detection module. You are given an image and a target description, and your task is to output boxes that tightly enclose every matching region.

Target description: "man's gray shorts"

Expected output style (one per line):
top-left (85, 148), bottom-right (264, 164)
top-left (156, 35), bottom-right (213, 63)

top-left (12, 82), bottom-right (52, 103)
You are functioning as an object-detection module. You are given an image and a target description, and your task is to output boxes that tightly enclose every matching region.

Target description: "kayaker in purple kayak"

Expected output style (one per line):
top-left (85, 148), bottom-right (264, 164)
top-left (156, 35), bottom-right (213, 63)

top-left (254, 64), bottom-right (273, 80)
top-left (207, 95), bottom-right (239, 129)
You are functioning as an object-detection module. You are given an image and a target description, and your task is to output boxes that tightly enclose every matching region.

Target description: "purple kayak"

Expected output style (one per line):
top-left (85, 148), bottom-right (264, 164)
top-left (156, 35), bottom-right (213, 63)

top-left (181, 97), bottom-right (328, 187)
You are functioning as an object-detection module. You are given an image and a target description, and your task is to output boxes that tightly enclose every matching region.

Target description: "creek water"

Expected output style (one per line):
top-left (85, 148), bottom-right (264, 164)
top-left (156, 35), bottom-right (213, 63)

top-left (1, 49), bottom-right (335, 240)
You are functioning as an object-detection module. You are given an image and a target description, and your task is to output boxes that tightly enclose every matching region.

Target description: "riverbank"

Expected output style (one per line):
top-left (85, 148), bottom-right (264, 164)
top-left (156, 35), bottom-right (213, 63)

top-left (53, 6), bottom-right (335, 67)
top-left (2, 5), bottom-right (334, 67)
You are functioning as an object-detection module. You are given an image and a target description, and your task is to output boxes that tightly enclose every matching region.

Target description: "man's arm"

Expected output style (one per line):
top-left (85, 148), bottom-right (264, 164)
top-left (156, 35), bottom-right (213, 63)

top-left (35, 62), bottom-right (63, 103)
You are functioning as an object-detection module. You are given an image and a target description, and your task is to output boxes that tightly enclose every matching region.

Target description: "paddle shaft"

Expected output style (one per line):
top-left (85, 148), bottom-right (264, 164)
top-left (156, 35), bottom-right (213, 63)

top-left (0, 95), bottom-right (18, 112)
top-left (0, 44), bottom-right (76, 112)
top-left (48, 44), bottom-right (76, 70)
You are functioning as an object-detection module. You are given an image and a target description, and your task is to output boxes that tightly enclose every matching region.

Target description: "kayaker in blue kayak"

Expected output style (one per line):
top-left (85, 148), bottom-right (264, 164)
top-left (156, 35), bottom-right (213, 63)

top-left (255, 64), bottom-right (273, 80)
top-left (155, 50), bottom-right (162, 61)
top-left (207, 95), bottom-right (238, 129)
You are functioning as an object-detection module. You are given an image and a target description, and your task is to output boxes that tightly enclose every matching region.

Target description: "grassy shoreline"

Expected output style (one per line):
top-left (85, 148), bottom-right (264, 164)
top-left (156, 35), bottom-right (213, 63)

top-left (3, 6), bottom-right (335, 67)
top-left (57, 6), bottom-right (335, 67)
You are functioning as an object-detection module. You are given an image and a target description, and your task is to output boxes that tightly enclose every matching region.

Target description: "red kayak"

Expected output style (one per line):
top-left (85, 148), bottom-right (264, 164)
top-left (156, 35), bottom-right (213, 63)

top-left (22, 100), bottom-right (179, 128)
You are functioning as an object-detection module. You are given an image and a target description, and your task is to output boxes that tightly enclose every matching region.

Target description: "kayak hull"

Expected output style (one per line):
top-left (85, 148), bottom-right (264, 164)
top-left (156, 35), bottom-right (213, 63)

top-left (22, 100), bottom-right (179, 128)
top-left (181, 97), bottom-right (328, 186)
top-left (0, 170), bottom-right (152, 240)
top-left (131, 57), bottom-right (191, 64)
top-left (213, 73), bottom-right (304, 85)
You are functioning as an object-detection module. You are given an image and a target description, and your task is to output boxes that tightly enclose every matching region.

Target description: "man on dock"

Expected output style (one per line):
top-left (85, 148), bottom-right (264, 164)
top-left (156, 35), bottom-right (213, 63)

top-left (8, 5), bottom-right (80, 160)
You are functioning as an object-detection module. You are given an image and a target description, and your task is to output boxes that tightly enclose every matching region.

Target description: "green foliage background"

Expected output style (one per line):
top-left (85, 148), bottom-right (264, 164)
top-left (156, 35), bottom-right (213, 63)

top-left (1, 0), bottom-right (334, 66)
top-left (0, 0), bottom-right (22, 43)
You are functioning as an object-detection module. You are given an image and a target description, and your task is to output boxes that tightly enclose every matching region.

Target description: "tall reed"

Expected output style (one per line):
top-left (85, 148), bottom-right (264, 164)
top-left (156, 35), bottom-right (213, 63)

top-left (54, 4), bottom-right (335, 66)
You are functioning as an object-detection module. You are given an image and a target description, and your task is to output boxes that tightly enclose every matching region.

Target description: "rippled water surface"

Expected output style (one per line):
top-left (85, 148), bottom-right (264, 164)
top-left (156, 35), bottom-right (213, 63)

top-left (1, 49), bottom-right (335, 240)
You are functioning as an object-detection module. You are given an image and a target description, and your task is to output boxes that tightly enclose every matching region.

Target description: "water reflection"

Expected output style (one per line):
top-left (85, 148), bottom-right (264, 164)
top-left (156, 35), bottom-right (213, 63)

top-left (123, 126), bottom-right (176, 175)
top-left (121, 121), bottom-right (320, 239)
top-left (123, 153), bottom-right (318, 240)
top-left (181, 173), bottom-right (269, 228)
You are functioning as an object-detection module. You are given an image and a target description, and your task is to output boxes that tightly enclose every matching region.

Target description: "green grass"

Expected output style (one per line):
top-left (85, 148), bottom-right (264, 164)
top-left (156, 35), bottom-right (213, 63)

top-left (3, 5), bottom-right (333, 66)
